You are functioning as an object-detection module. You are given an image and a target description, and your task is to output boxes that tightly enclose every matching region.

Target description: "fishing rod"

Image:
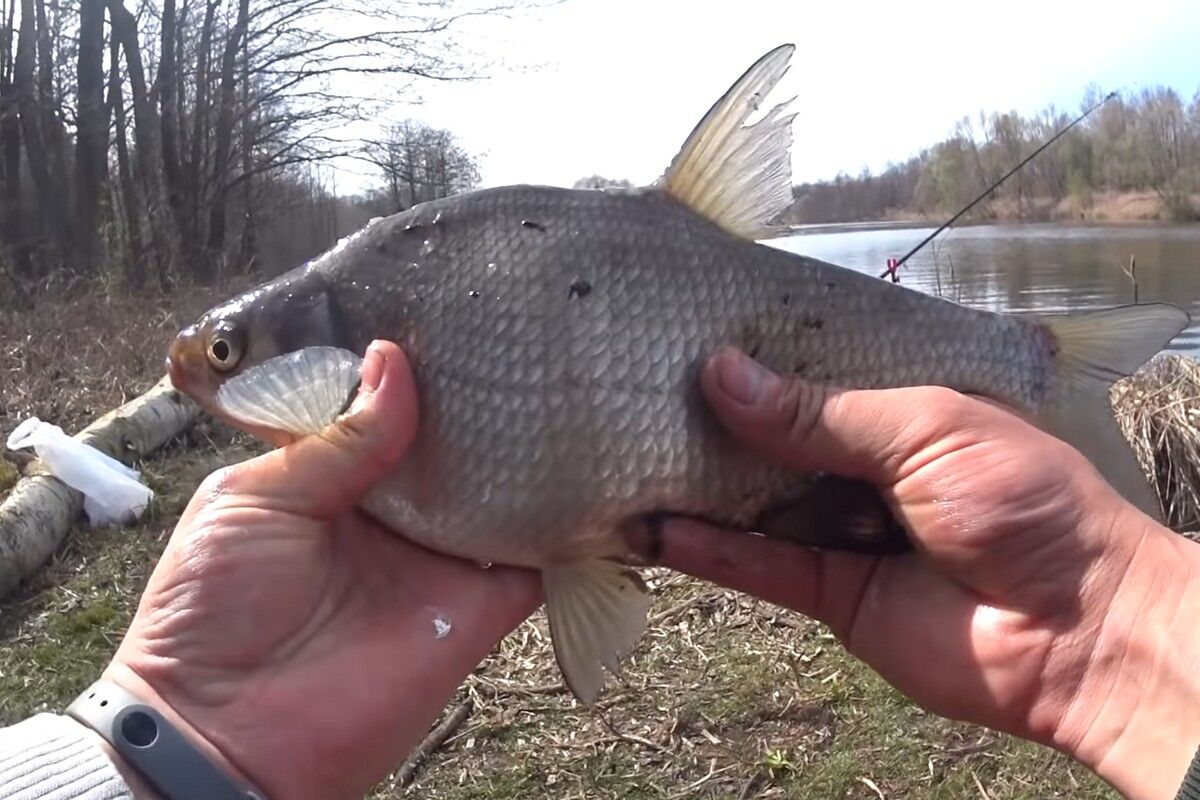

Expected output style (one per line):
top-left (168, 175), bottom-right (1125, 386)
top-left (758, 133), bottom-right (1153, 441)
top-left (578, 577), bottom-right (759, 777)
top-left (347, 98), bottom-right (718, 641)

top-left (879, 90), bottom-right (1119, 281)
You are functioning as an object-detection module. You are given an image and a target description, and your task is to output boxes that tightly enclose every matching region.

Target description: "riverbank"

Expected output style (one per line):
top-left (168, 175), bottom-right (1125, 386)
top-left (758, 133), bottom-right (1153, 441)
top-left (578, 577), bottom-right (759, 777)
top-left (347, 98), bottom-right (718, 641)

top-left (787, 191), bottom-right (1199, 230)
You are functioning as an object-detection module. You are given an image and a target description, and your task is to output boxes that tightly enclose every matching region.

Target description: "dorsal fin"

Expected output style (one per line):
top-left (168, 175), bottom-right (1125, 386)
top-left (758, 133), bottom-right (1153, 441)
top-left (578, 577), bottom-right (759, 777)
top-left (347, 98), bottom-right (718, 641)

top-left (658, 44), bottom-right (796, 240)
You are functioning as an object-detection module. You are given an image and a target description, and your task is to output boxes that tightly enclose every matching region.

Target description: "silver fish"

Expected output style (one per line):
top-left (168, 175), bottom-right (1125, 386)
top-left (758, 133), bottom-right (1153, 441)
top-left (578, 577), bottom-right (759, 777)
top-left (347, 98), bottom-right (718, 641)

top-left (167, 44), bottom-right (1189, 701)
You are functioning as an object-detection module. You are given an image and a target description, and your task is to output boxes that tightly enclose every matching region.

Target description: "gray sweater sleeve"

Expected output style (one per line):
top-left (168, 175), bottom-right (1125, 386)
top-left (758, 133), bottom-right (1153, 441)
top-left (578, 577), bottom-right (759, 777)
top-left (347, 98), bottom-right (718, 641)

top-left (0, 714), bottom-right (133, 799)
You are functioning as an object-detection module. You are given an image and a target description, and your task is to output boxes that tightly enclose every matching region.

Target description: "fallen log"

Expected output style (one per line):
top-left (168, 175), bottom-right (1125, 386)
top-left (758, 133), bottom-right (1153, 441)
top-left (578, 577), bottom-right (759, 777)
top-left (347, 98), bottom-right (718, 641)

top-left (0, 376), bottom-right (199, 599)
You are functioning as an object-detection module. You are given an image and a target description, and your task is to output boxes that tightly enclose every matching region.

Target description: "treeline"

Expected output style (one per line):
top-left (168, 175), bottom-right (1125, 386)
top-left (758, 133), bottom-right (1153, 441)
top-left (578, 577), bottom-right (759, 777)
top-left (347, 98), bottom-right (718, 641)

top-left (788, 86), bottom-right (1200, 224)
top-left (0, 0), bottom-right (493, 304)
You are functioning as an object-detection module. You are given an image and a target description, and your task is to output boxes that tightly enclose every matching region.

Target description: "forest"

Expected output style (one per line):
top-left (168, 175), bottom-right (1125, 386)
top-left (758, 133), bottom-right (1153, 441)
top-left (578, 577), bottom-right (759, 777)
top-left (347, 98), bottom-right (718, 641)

top-left (4, 3), bottom-right (1197, 306)
top-left (787, 86), bottom-right (1200, 225)
top-left (0, 0), bottom-right (489, 305)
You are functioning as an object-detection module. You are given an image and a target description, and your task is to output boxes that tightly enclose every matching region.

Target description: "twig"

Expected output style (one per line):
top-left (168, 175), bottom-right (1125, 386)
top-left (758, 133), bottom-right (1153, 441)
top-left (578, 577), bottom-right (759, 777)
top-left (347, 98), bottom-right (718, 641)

top-left (667, 760), bottom-right (737, 799)
top-left (1122, 254), bottom-right (1139, 303)
top-left (392, 699), bottom-right (472, 788)
top-left (735, 773), bottom-right (764, 800)
top-left (970, 769), bottom-right (992, 800)
top-left (597, 711), bottom-right (672, 755)
top-left (858, 776), bottom-right (887, 799)
top-left (649, 591), bottom-right (722, 625)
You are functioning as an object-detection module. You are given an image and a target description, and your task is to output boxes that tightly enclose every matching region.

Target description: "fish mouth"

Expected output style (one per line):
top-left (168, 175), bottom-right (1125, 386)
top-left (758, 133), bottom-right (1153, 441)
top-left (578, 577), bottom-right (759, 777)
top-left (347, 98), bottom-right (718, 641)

top-left (166, 326), bottom-right (299, 448)
top-left (167, 325), bottom-right (215, 403)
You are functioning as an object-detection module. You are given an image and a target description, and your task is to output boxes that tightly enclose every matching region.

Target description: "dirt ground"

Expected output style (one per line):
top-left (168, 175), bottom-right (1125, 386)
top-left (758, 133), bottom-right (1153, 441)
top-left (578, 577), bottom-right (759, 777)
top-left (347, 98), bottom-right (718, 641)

top-left (0, 284), bottom-right (1114, 799)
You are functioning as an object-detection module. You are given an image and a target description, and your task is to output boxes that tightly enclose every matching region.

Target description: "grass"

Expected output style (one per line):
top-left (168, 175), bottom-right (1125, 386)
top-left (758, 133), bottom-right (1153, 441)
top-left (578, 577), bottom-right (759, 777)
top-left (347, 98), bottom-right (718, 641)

top-left (359, 574), bottom-right (1112, 798)
top-left (0, 284), bottom-right (1146, 799)
top-left (1113, 354), bottom-right (1200, 532)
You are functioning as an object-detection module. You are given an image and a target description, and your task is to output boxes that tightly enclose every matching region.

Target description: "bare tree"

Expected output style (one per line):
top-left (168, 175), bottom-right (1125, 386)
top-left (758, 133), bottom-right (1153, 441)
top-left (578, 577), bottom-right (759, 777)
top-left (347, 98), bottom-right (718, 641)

top-left (74, 0), bottom-right (107, 272)
top-left (1, 0), bottom-right (541, 296)
top-left (573, 175), bottom-right (633, 190)
top-left (0, 0), bottom-right (30, 281)
top-left (109, 29), bottom-right (144, 284)
top-left (14, 0), bottom-right (70, 264)
top-left (204, 0), bottom-right (249, 275)
top-left (366, 119), bottom-right (479, 212)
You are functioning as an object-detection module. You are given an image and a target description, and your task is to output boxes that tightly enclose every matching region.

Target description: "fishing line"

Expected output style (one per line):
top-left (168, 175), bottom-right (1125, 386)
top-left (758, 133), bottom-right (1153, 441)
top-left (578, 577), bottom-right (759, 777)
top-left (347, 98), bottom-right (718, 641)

top-left (879, 90), bottom-right (1119, 280)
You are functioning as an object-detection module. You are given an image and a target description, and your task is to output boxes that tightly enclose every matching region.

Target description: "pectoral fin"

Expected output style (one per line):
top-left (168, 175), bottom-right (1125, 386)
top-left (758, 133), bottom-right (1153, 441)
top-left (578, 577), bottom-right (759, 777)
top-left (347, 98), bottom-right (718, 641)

top-left (543, 559), bottom-right (650, 704)
top-left (215, 347), bottom-right (363, 437)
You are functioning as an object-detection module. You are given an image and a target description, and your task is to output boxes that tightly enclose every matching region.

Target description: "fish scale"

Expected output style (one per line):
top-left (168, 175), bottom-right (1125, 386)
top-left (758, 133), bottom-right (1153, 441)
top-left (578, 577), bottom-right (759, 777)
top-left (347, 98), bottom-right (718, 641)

top-left (168, 45), bottom-right (1187, 702)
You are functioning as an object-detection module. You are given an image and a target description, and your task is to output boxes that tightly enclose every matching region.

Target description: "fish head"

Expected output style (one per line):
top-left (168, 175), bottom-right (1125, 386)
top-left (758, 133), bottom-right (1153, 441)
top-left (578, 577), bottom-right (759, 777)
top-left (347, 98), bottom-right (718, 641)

top-left (168, 273), bottom-right (346, 441)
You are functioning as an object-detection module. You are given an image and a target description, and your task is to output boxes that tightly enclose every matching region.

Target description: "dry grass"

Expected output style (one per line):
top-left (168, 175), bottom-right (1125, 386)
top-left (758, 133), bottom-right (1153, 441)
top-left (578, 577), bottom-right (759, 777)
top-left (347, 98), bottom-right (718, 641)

top-left (1113, 354), bottom-right (1200, 532)
top-left (0, 277), bottom-right (259, 442)
top-left (371, 573), bottom-right (1109, 799)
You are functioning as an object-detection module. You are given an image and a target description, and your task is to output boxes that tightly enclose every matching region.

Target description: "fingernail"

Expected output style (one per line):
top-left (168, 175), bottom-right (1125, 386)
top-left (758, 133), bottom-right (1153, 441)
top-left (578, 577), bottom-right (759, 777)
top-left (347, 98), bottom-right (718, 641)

top-left (346, 343), bottom-right (385, 417)
top-left (716, 349), bottom-right (777, 405)
top-left (361, 341), bottom-right (385, 392)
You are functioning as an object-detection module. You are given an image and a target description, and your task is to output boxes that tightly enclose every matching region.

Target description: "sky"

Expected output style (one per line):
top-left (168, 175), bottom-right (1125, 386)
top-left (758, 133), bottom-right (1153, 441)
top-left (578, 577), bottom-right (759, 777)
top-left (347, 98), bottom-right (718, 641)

top-left (334, 0), bottom-right (1200, 193)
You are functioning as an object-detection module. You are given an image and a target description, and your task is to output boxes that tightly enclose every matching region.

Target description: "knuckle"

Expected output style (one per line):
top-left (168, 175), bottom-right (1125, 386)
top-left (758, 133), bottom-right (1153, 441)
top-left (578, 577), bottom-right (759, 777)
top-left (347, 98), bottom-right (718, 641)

top-left (776, 379), bottom-right (827, 447)
top-left (326, 412), bottom-right (401, 475)
top-left (197, 465), bottom-right (238, 501)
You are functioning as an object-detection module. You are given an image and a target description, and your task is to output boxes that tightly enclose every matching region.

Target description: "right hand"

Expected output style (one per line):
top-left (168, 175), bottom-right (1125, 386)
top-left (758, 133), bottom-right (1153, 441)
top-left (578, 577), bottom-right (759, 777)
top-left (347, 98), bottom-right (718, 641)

top-left (629, 347), bottom-right (1200, 800)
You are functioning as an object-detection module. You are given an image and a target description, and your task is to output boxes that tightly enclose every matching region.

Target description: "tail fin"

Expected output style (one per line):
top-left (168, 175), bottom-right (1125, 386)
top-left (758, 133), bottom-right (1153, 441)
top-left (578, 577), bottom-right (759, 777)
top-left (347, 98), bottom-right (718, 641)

top-left (1042, 304), bottom-right (1190, 520)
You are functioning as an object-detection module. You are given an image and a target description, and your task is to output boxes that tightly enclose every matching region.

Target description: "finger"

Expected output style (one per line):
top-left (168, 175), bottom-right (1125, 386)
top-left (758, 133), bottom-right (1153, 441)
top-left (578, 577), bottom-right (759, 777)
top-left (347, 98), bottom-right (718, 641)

top-left (220, 340), bottom-right (419, 517)
top-left (629, 517), bottom-right (879, 636)
top-left (700, 347), bottom-right (979, 485)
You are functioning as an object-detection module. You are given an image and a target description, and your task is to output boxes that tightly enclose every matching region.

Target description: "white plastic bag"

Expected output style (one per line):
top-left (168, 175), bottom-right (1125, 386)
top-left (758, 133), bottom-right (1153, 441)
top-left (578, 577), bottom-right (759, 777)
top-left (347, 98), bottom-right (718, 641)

top-left (5, 417), bottom-right (154, 525)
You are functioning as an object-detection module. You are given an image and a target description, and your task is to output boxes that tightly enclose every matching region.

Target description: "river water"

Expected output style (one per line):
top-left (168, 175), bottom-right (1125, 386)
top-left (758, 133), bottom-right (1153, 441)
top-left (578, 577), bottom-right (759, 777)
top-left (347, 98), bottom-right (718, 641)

top-left (774, 223), bottom-right (1200, 354)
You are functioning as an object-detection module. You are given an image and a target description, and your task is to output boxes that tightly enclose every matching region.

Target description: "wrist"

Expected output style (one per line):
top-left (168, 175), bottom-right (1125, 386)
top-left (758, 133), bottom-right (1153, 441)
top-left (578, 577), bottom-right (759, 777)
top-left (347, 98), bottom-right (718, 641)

top-left (98, 661), bottom-right (262, 797)
top-left (1059, 513), bottom-right (1200, 799)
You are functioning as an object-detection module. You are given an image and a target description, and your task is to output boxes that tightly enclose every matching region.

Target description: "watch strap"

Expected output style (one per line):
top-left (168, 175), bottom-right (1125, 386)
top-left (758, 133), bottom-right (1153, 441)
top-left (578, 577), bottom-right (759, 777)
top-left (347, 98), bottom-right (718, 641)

top-left (1178, 745), bottom-right (1200, 800)
top-left (67, 680), bottom-right (265, 800)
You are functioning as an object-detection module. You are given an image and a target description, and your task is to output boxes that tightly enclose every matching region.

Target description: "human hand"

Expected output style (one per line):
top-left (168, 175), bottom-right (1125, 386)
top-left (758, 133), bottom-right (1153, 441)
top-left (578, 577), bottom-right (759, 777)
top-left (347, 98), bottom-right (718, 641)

top-left (103, 341), bottom-right (541, 800)
top-left (631, 348), bottom-right (1200, 800)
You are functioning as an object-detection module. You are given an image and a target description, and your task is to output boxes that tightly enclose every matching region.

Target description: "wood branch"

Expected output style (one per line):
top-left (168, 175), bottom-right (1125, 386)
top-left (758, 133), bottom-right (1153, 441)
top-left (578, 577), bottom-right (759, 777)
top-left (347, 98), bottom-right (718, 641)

top-left (392, 700), bottom-right (472, 789)
top-left (0, 377), bottom-right (200, 599)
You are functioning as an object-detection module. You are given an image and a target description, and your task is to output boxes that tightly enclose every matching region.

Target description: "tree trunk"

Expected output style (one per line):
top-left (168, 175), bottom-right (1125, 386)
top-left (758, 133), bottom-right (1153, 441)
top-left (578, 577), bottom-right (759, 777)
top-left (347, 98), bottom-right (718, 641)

top-left (158, 0), bottom-right (190, 271)
top-left (33, 0), bottom-right (72, 254)
top-left (108, 33), bottom-right (144, 285)
top-left (186, 0), bottom-right (217, 271)
top-left (73, 0), bottom-right (106, 273)
top-left (107, 0), bottom-right (178, 288)
top-left (13, 0), bottom-right (69, 264)
top-left (0, 377), bottom-right (199, 599)
top-left (0, 0), bottom-right (31, 279)
top-left (204, 0), bottom-right (249, 278)
top-left (237, 20), bottom-right (255, 272)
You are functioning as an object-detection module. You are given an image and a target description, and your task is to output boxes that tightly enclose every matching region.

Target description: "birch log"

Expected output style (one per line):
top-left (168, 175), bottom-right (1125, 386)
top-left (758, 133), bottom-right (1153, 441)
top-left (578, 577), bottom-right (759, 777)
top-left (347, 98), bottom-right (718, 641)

top-left (0, 376), bottom-right (200, 598)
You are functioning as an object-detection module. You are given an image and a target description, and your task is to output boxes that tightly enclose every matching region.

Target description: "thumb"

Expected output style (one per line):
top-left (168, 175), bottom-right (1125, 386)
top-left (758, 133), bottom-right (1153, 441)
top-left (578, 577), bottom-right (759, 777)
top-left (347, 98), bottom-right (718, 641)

top-left (700, 347), bottom-right (968, 486)
top-left (220, 340), bottom-right (419, 518)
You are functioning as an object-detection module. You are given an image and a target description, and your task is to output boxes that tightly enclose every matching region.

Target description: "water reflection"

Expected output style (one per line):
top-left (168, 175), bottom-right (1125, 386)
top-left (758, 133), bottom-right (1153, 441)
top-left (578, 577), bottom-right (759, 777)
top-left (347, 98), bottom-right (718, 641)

top-left (775, 224), bottom-right (1200, 354)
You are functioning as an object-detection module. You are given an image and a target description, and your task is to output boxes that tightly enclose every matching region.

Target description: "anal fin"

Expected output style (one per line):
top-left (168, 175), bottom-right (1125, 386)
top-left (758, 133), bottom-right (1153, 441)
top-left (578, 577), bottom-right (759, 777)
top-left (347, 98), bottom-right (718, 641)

top-left (543, 559), bottom-right (650, 704)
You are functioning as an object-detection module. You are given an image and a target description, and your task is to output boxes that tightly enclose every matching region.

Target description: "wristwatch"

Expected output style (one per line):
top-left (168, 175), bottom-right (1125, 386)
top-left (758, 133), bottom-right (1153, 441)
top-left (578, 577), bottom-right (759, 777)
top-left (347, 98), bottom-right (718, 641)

top-left (1179, 746), bottom-right (1200, 800)
top-left (67, 680), bottom-right (266, 800)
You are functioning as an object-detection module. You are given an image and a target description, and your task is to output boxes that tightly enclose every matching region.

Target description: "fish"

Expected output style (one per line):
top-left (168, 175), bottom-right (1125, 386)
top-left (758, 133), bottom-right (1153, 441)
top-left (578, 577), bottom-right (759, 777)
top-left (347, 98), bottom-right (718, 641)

top-left (167, 44), bottom-right (1189, 702)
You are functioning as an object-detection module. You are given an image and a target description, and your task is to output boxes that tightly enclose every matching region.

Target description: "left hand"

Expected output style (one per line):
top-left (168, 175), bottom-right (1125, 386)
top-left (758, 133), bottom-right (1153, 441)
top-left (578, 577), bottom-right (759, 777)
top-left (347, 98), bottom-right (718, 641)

top-left (104, 341), bottom-right (541, 800)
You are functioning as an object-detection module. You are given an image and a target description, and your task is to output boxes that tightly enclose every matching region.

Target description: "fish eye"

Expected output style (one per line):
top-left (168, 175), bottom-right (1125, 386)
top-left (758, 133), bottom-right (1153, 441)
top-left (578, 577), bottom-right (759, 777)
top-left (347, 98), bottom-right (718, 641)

top-left (206, 325), bottom-right (244, 372)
